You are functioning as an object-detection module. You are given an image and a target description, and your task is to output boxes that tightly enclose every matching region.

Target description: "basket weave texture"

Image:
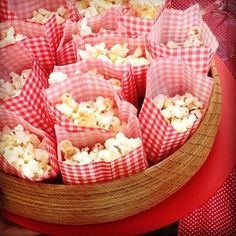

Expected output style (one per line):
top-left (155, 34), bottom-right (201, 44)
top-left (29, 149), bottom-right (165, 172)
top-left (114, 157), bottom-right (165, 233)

top-left (0, 63), bottom-right (221, 225)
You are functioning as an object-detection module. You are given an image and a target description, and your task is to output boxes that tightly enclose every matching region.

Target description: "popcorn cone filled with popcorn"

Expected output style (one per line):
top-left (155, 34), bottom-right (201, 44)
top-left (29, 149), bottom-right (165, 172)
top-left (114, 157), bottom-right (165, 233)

top-left (146, 4), bottom-right (219, 75)
top-left (2, 0), bottom-right (80, 39)
top-left (139, 58), bottom-right (213, 164)
top-left (118, 0), bottom-right (169, 36)
top-left (57, 6), bottom-right (124, 64)
top-left (52, 59), bottom-right (137, 106)
top-left (74, 33), bottom-right (151, 97)
top-left (0, 108), bottom-right (59, 181)
top-left (43, 73), bottom-right (137, 135)
top-left (0, 43), bottom-right (54, 136)
top-left (55, 117), bottom-right (147, 184)
top-left (0, 19), bottom-right (57, 71)
top-left (5, 0), bottom-right (80, 53)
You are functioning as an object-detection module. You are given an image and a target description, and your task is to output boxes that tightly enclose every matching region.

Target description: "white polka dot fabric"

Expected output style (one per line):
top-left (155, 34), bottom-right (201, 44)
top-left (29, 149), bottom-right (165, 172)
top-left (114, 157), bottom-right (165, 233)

top-left (178, 167), bottom-right (236, 235)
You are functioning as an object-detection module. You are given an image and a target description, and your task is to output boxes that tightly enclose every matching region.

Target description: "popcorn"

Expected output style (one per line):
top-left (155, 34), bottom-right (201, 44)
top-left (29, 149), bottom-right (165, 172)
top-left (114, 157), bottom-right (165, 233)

top-left (108, 78), bottom-right (121, 90)
top-left (129, 0), bottom-right (164, 19)
top-left (0, 27), bottom-right (26, 48)
top-left (60, 132), bottom-right (141, 164)
top-left (153, 92), bottom-right (204, 132)
top-left (48, 71), bottom-right (68, 85)
top-left (76, 0), bottom-right (126, 18)
top-left (78, 42), bottom-right (149, 66)
top-left (28, 5), bottom-right (69, 24)
top-left (162, 26), bottom-right (204, 49)
top-left (0, 125), bottom-right (51, 179)
top-left (55, 94), bottom-right (125, 131)
top-left (0, 69), bottom-right (31, 100)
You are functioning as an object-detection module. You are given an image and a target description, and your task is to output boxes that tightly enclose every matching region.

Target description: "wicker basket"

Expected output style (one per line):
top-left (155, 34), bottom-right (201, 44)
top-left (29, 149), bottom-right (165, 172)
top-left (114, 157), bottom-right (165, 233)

top-left (0, 63), bottom-right (221, 225)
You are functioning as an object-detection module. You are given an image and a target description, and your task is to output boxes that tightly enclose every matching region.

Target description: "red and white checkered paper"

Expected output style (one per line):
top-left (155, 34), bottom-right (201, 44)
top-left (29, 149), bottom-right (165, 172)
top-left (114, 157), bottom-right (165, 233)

top-left (118, 0), bottom-right (170, 36)
top-left (0, 19), bottom-right (57, 72)
top-left (55, 116), bottom-right (148, 184)
top-left (139, 58), bottom-right (213, 163)
top-left (0, 43), bottom-right (54, 136)
top-left (0, 108), bottom-right (59, 181)
top-left (74, 33), bottom-right (150, 97)
top-left (0, 0), bottom-right (16, 22)
top-left (146, 4), bottom-right (219, 75)
top-left (43, 74), bottom-right (137, 134)
top-left (53, 59), bottom-right (137, 106)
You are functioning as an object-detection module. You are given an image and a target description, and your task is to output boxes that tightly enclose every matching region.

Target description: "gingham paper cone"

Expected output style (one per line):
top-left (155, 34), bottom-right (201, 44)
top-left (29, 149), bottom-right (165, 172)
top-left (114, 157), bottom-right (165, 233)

top-left (139, 58), bottom-right (213, 163)
top-left (0, 43), bottom-right (54, 136)
top-left (0, 108), bottom-right (59, 181)
top-left (146, 4), bottom-right (219, 75)
top-left (57, 6), bottom-right (122, 57)
top-left (74, 33), bottom-right (150, 97)
top-left (118, 0), bottom-right (169, 36)
top-left (0, 19), bottom-right (56, 72)
top-left (57, 7), bottom-right (128, 66)
top-left (55, 116), bottom-right (147, 184)
top-left (53, 59), bottom-right (137, 106)
top-left (4, 0), bottom-right (80, 51)
top-left (43, 74), bottom-right (137, 133)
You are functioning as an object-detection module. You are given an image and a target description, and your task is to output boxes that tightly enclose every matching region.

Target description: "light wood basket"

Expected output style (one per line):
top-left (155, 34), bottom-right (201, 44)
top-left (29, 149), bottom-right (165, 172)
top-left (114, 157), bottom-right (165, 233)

top-left (0, 63), bottom-right (221, 225)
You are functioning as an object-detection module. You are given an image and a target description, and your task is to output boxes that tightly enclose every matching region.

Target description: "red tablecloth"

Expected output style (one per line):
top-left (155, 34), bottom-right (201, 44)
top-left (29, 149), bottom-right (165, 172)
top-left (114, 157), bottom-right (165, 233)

top-left (1, 55), bottom-right (236, 236)
top-left (179, 166), bottom-right (236, 235)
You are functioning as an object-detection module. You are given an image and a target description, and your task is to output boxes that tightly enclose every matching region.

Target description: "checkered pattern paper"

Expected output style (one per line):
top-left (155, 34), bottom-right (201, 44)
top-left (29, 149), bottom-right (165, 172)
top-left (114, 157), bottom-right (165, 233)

top-left (43, 74), bottom-right (137, 133)
top-left (0, 108), bottom-right (59, 181)
top-left (139, 58), bottom-right (213, 163)
top-left (0, 44), bottom-right (54, 136)
top-left (0, 0), bottom-right (17, 22)
top-left (118, 0), bottom-right (169, 36)
top-left (146, 4), bottom-right (219, 75)
top-left (53, 59), bottom-right (137, 106)
top-left (55, 116), bottom-right (147, 184)
top-left (0, 19), bottom-right (57, 72)
top-left (74, 33), bottom-right (150, 97)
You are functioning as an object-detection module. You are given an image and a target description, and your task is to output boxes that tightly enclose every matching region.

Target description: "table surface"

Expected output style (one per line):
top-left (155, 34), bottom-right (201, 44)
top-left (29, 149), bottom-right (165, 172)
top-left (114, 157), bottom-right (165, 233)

top-left (1, 55), bottom-right (236, 236)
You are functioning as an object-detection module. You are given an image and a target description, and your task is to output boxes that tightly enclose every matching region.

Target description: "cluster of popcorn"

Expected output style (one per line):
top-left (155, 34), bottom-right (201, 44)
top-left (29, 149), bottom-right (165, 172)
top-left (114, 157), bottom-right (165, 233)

top-left (78, 42), bottom-right (149, 66)
top-left (129, 0), bottom-right (164, 19)
top-left (28, 6), bottom-right (68, 24)
top-left (162, 26), bottom-right (204, 49)
top-left (0, 125), bottom-right (51, 179)
top-left (75, 0), bottom-right (126, 18)
top-left (153, 92), bottom-right (204, 133)
top-left (55, 94), bottom-right (124, 131)
top-left (0, 27), bottom-right (26, 48)
top-left (48, 71), bottom-right (68, 85)
top-left (0, 69), bottom-right (31, 100)
top-left (60, 132), bottom-right (141, 164)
